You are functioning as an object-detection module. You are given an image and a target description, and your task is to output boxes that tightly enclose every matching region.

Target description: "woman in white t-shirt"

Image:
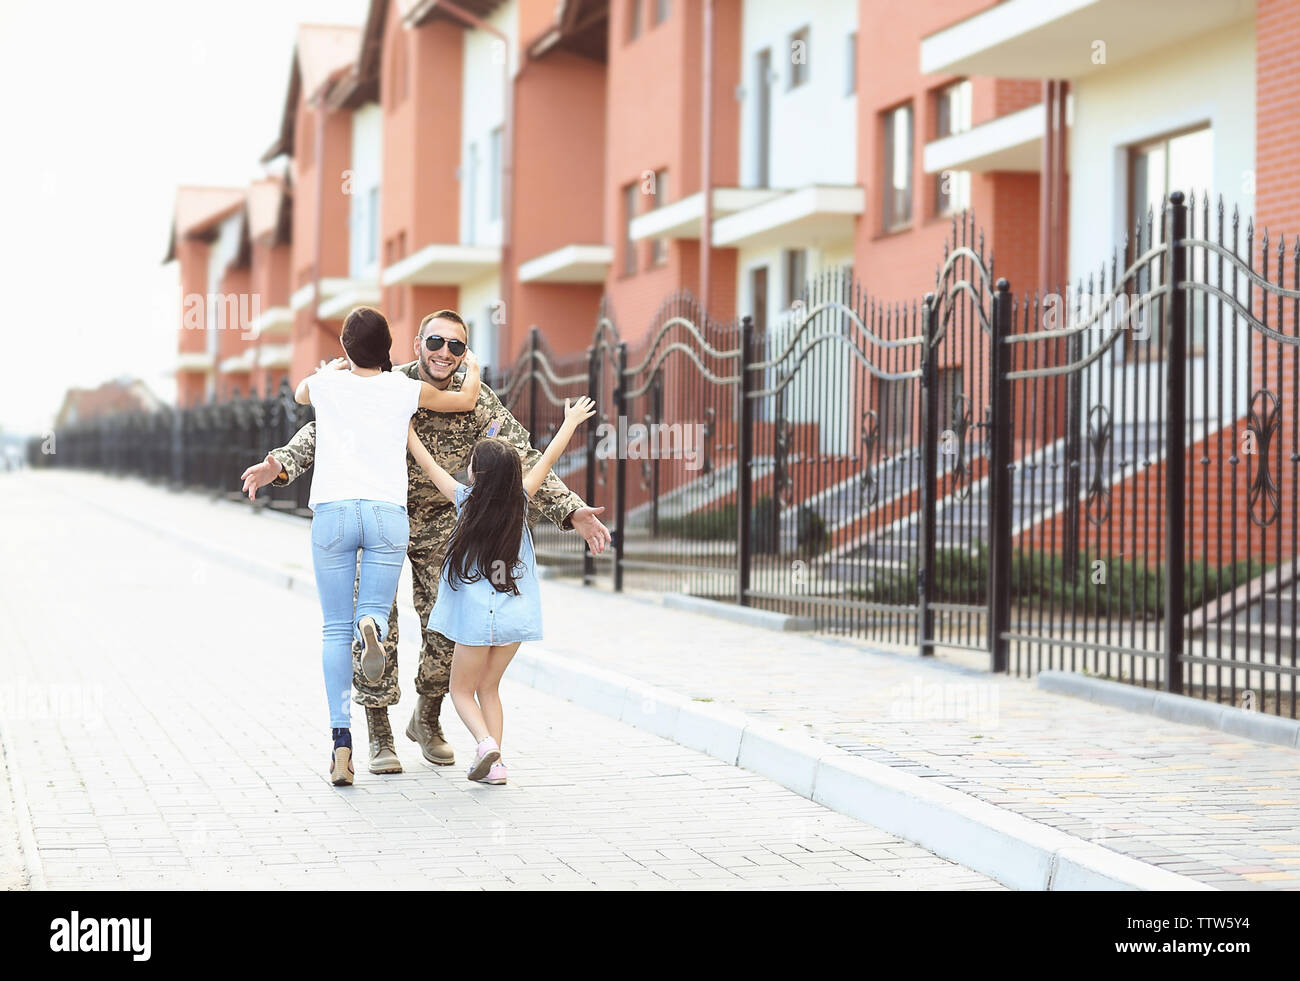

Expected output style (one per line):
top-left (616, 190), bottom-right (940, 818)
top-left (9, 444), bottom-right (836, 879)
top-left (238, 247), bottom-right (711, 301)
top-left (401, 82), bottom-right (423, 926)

top-left (295, 306), bottom-right (480, 786)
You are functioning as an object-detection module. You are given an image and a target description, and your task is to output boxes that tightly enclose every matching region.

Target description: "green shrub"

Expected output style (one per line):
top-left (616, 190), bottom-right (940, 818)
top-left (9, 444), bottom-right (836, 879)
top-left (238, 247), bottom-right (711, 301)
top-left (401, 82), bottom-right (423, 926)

top-left (852, 545), bottom-right (1264, 616)
top-left (657, 494), bottom-right (828, 555)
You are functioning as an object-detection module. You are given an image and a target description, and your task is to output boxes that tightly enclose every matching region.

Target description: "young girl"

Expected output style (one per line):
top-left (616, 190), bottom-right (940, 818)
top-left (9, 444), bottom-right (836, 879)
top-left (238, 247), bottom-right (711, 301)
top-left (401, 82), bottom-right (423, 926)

top-left (406, 395), bottom-right (596, 785)
top-left (295, 306), bottom-right (480, 786)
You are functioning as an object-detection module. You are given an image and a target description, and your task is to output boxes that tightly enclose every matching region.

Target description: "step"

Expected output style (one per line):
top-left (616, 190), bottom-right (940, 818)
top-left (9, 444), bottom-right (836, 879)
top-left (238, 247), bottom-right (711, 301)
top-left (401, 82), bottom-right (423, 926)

top-left (1250, 594), bottom-right (1300, 626)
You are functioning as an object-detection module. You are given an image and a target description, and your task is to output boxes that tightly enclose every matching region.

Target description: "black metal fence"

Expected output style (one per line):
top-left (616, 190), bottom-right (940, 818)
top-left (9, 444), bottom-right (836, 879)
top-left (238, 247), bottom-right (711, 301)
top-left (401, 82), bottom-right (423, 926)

top-left (35, 193), bottom-right (1300, 716)
top-left (34, 384), bottom-right (318, 513)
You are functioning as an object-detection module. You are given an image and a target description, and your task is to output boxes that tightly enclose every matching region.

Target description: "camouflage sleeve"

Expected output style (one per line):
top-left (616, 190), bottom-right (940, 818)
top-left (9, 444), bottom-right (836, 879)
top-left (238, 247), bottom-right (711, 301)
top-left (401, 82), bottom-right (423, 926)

top-left (481, 387), bottom-right (585, 530)
top-left (269, 421), bottom-right (316, 487)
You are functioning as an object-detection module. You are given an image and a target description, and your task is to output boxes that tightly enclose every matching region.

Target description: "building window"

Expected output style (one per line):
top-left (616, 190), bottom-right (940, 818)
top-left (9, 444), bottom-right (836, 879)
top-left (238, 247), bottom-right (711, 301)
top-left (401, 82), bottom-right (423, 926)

top-left (755, 48), bottom-right (772, 187)
top-left (937, 368), bottom-right (964, 435)
top-left (882, 103), bottom-right (913, 231)
top-left (934, 80), bottom-right (972, 216)
top-left (489, 126), bottom-right (503, 222)
top-left (845, 33), bottom-right (857, 96)
top-left (390, 38), bottom-right (408, 106)
top-left (650, 169), bottom-right (669, 266)
top-left (628, 0), bottom-right (642, 41)
top-left (652, 0), bottom-right (670, 26)
top-left (301, 112), bottom-right (315, 171)
top-left (788, 26), bottom-right (810, 90)
top-left (623, 182), bottom-right (639, 276)
top-left (878, 378), bottom-right (911, 448)
top-left (783, 249), bottom-right (806, 308)
top-left (1127, 124), bottom-right (1213, 359)
top-left (466, 141), bottom-right (478, 244)
top-left (367, 187), bottom-right (379, 265)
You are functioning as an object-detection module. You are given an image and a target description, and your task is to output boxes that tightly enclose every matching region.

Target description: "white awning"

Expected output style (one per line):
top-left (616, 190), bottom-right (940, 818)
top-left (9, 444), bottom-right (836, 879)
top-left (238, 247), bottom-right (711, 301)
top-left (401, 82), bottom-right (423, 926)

top-left (711, 185), bottom-right (864, 250)
top-left (382, 243), bottom-right (502, 286)
top-left (629, 188), bottom-right (784, 242)
top-left (920, 0), bottom-right (1252, 80)
top-left (518, 244), bottom-right (613, 284)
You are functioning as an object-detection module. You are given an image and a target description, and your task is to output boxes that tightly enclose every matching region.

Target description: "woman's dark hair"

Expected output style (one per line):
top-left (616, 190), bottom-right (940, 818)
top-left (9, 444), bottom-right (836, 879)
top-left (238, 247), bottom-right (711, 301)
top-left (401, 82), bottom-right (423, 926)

top-left (341, 306), bottom-right (393, 371)
top-left (441, 438), bottom-right (527, 595)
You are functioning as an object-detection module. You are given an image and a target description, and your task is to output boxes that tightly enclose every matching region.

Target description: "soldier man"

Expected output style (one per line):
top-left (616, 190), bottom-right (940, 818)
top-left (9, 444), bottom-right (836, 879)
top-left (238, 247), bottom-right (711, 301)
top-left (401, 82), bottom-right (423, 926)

top-left (240, 309), bottom-right (610, 773)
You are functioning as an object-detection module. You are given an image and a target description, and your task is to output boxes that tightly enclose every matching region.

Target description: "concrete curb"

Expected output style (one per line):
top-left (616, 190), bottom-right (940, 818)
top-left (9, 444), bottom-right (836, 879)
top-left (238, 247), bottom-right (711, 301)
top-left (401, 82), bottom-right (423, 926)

top-left (66, 482), bottom-right (1214, 891)
top-left (663, 593), bottom-right (815, 631)
top-left (1037, 671), bottom-right (1300, 751)
top-left (510, 645), bottom-right (1211, 892)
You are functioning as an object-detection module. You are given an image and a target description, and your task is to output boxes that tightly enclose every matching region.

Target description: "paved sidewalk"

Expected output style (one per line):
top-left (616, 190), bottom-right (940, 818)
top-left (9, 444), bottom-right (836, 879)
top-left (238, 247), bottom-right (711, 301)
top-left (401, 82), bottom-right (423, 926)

top-left (31, 471), bottom-right (1300, 890)
top-left (0, 472), bottom-right (998, 890)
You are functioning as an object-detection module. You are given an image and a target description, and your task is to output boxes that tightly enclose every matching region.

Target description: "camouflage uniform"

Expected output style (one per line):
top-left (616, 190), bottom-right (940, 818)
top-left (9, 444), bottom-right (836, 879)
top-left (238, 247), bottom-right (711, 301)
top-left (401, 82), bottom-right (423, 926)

top-left (270, 362), bottom-right (585, 707)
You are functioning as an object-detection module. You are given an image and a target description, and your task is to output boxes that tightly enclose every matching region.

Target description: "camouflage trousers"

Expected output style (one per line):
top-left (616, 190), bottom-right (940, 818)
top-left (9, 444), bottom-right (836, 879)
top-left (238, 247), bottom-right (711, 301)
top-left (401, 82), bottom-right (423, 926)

top-left (348, 503), bottom-right (459, 709)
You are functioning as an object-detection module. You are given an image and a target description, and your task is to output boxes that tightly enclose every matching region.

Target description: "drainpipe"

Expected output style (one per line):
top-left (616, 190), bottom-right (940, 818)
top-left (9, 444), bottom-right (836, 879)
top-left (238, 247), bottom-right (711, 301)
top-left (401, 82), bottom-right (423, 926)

top-left (1038, 79), bottom-right (1055, 294)
top-left (1053, 81), bottom-right (1068, 289)
top-left (312, 92), bottom-right (328, 344)
top-left (432, 0), bottom-right (516, 363)
top-left (699, 0), bottom-right (714, 318)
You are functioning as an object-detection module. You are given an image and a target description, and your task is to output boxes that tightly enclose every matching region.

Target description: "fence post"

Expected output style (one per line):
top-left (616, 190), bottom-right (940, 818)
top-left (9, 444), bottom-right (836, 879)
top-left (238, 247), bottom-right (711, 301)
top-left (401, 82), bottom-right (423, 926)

top-left (737, 315), bottom-right (755, 607)
top-left (918, 293), bottom-right (939, 656)
top-left (988, 279), bottom-right (1014, 672)
top-left (1061, 326), bottom-right (1082, 581)
top-left (170, 404), bottom-right (183, 488)
top-left (613, 340), bottom-right (628, 592)
top-left (584, 341), bottom-right (599, 586)
top-left (650, 372), bottom-right (662, 537)
top-left (527, 326), bottom-right (539, 442)
top-left (1164, 191), bottom-right (1188, 695)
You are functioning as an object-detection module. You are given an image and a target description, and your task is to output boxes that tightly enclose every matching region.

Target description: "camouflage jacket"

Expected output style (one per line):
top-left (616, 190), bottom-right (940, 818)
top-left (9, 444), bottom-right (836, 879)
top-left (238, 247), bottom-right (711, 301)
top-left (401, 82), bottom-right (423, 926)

top-left (270, 361), bottom-right (585, 529)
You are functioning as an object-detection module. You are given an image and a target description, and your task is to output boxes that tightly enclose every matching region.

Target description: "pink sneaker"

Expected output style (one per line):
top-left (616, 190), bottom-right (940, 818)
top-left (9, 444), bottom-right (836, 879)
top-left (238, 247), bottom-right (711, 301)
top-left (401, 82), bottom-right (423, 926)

top-left (466, 737), bottom-right (501, 782)
top-left (482, 760), bottom-right (507, 785)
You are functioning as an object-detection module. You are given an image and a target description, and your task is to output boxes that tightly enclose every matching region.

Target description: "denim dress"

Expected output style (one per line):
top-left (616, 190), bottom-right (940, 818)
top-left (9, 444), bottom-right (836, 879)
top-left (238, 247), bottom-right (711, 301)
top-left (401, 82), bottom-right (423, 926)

top-left (427, 483), bottom-right (543, 646)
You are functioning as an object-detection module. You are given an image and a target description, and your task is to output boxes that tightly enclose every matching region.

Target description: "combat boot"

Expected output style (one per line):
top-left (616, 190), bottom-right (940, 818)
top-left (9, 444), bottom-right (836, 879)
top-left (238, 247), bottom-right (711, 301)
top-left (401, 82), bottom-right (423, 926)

top-left (365, 706), bottom-right (403, 774)
top-left (406, 694), bottom-right (455, 766)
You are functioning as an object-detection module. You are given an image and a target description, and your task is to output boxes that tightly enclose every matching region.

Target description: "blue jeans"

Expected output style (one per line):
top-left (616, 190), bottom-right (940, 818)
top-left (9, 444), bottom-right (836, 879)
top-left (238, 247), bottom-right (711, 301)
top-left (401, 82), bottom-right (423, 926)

top-left (311, 500), bottom-right (409, 728)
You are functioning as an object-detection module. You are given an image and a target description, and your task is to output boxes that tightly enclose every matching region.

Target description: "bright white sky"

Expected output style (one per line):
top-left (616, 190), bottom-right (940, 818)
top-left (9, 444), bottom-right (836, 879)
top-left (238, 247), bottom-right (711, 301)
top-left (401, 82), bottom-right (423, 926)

top-left (0, 0), bottom-right (367, 437)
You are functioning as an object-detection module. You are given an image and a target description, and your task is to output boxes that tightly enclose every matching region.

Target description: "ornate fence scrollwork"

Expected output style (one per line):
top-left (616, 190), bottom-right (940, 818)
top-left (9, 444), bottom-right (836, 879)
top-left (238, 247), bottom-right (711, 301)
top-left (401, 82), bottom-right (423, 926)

top-left (1246, 389), bottom-right (1282, 528)
top-left (858, 409), bottom-right (880, 509)
top-left (1085, 404), bottom-right (1113, 526)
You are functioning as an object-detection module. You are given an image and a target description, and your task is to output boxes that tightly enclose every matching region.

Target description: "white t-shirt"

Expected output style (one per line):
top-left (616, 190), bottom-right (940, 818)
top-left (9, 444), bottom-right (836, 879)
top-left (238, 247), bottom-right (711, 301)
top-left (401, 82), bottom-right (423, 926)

top-left (307, 369), bottom-right (424, 510)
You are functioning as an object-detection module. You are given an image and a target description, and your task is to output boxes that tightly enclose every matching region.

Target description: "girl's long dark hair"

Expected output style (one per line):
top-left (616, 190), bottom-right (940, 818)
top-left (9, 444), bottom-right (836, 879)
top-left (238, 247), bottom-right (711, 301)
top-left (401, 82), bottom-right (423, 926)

top-left (442, 438), bottom-right (528, 595)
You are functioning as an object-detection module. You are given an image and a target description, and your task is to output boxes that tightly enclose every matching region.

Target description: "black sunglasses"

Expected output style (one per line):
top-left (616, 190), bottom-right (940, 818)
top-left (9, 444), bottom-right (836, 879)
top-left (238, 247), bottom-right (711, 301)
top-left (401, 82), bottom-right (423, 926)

top-left (424, 335), bottom-right (467, 357)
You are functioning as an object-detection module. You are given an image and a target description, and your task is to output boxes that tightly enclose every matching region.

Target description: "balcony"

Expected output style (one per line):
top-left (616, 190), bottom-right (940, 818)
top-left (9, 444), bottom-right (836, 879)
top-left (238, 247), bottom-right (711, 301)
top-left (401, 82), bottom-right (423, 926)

top-left (176, 351), bottom-right (216, 373)
top-left (219, 352), bottom-right (256, 375)
top-left (923, 100), bottom-right (1072, 175)
top-left (316, 282), bottom-right (381, 321)
top-left (711, 185), bottom-right (864, 250)
top-left (920, 0), bottom-right (1252, 79)
top-left (518, 245), bottom-right (612, 284)
top-left (381, 243), bottom-right (502, 287)
top-left (629, 188), bottom-right (784, 242)
top-left (255, 343), bottom-right (292, 371)
top-left (289, 278), bottom-right (357, 313)
top-left (248, 305), bottom-right (293, 340)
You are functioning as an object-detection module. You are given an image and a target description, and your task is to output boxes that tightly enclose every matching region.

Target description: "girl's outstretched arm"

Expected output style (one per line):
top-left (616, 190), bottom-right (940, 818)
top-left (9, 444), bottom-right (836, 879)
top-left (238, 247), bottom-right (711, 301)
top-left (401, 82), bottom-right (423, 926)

top-left (419, 349), bottom-right (481, 413)
top-left (524, 396), bottom-right (597, 498)
top-left (407, 422), bottom-right (462, 501)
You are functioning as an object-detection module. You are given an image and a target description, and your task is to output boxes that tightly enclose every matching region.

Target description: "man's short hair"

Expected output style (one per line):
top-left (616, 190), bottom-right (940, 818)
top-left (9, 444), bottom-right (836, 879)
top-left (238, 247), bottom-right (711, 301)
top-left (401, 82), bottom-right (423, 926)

top-left (418, 309), bottom-right (467, 338)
